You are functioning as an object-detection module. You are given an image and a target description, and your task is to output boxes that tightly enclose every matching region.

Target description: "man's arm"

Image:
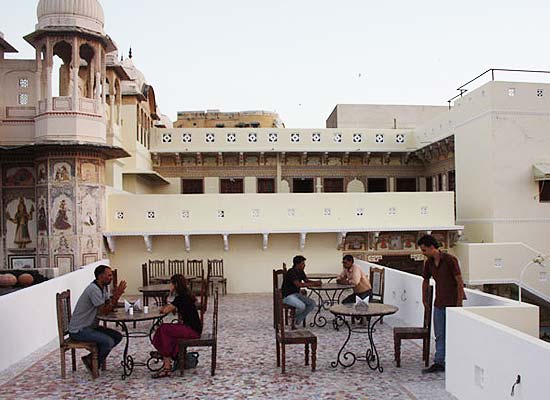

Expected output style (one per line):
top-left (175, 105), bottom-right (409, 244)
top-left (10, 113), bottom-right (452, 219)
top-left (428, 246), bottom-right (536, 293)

top-left (293, 279), bottom-right (321, 288)
top-left (98, 281), bottom-right (127, 315)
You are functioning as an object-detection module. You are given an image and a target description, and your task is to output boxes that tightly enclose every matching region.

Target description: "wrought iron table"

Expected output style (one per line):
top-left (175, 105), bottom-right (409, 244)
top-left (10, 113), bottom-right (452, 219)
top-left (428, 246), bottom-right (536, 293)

top-left (97, 307), bottom-right (168, 379)
top-left (330, 303), bottom-right (398, 372)
top-left (138, 284), bottom-right (170, 306)
top-left (308, 283), bottom-right (354, 327)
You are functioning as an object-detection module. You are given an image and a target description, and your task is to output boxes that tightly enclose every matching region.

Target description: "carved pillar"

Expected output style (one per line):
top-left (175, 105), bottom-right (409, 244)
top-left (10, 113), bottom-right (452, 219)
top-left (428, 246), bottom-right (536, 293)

top-left (71, 37), bottom-right (79, 111)
top-left (45, 38), bottom-right (53, 111)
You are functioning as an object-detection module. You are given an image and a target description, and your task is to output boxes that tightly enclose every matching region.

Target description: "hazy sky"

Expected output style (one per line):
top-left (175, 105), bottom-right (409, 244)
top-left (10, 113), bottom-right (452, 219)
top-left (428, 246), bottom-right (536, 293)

top-left (3, 0), bottom-right (550, 127)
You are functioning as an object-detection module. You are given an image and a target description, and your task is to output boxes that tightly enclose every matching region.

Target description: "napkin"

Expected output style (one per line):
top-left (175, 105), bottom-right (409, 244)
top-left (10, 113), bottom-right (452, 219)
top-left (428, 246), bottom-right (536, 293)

top-left (355, 296), bottom-right (369, 307)
top-left (124, 299), bottom-right (142, 312)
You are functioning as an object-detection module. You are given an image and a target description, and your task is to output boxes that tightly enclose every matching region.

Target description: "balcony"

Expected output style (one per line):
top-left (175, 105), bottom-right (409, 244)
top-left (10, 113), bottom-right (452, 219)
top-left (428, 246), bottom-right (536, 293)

top-left (34, 97), bottom-right (106, 144)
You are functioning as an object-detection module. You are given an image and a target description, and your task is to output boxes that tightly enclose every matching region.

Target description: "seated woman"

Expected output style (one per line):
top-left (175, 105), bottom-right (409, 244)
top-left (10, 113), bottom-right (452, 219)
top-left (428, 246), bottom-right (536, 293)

top-left (151, 274), bottom-right (202, 378)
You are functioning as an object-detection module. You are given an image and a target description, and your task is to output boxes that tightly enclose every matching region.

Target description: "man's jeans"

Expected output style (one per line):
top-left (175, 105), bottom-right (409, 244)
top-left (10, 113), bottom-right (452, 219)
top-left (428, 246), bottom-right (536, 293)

top-left (283, 292), bottom-right (316, 324)
top-left (70, 326), bottom-right (123, 367)
top-left (433, 306), bottom-right (446, 365)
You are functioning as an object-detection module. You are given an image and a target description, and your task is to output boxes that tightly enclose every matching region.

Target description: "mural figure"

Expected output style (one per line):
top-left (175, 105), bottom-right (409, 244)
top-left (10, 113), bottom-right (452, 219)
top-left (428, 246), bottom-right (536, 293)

top-left (54, 165), bottom-right (70, 182)
top-left (53, 199), bottom-right (72, 230)
top-left (83, 211), bottom-right (95, 227)
top-left (37, 165), bottom-right (47, 182)
top-left (37, 199), bottom-right (48, 233)
top-left (5, 168), bottom-right (34, 186)
top-left (6, 197), bottom-right (35, 249)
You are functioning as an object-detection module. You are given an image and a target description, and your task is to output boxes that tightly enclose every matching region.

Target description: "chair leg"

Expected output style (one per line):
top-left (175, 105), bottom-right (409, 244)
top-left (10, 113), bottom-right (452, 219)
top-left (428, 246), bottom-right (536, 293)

top-left (223, 281), bottom-right (227, 295)
top-left (211, 344), bottom-right (217, 376)
top-left (423, 337), bottom-right (430, 367)
top-left (311, 341), bottom-right (317, 372)
top-left (281, 344), bottom-right (286, 374)
top-left (394, 337), bottom-right (401, 368)
top-left (71, 348), bottom-right (77, 371)
top-left (60, 349), bottom-right (66, 379)
top-left (276, 339), bottom-right (281, 367)
top-left (305, 343), bottom-right (309, 366)
top-left (179, 346), bottom-right (187, 376)
top-left (101, 357), bottom-right (106, 371)
top-left (91, 349), bottom-right (99, 379)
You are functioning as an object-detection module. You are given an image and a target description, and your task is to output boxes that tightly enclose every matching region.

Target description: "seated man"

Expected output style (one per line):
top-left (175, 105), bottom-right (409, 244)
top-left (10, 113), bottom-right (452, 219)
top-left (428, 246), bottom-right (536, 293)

top-left (69, 265), bottom-right (127, 375)
top-left (337, 254), bottom-right (372, 304)
top-left (281, 255), bottom-right (321, 326)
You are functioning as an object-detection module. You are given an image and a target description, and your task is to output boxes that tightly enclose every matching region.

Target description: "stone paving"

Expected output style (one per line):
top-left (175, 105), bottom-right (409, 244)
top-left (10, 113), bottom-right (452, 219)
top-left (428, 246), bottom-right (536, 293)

top-left (0, 294), bottom-right (456, 400)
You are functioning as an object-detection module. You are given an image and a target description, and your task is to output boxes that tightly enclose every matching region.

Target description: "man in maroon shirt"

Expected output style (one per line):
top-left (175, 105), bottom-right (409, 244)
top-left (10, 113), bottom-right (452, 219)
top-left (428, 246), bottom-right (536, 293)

top-left (419, 234), bottom-right (465, 373)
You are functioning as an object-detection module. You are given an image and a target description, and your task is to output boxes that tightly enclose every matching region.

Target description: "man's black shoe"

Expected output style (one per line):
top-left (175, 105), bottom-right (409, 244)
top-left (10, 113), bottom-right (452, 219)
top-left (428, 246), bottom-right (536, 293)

top-left (81, 354), bottom-right (94, 375)
top-left (422, 363), bottom-right (445, 373)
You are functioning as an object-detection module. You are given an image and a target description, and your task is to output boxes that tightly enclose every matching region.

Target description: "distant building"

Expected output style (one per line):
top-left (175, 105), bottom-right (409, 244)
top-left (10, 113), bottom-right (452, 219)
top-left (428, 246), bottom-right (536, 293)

top-left (175, 110), bottom-right (284, 129)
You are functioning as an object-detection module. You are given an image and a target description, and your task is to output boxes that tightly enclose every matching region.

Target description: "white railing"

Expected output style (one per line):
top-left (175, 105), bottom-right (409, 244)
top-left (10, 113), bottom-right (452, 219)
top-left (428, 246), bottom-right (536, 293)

top-left (0, 260), bottom-right (107, 374)
top-left (151, 127), bottom-right (416, 153)
top-left (356, 259), bottom-right (546, 400)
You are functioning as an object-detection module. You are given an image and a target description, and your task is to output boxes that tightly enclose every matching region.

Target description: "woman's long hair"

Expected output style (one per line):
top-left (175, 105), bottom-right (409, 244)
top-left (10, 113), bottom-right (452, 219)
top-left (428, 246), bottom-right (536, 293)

top-left (170, 274), bottom-right (195, 303)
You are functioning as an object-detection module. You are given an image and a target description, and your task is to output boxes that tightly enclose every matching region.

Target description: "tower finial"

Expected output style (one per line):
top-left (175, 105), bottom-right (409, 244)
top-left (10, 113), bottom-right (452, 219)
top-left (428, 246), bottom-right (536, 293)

top-left (129, 47), bottom-right (133, 59)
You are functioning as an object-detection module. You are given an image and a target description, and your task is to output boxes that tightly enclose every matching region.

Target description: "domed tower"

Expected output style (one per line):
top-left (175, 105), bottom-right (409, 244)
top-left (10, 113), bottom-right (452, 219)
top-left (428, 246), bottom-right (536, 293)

top-left (0, 0), bottom-right (127, 273)
top-left (25, 0), bottom-right (116, 143)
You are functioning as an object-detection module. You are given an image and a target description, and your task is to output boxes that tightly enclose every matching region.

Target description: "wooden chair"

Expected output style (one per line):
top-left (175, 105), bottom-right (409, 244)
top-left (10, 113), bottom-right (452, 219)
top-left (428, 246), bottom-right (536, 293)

top-left (275, 289), bottom-right (317, 374)
top-left (207, 259), bottom-right (227, 296)
top-left (178, 289), bottom-right (219, 376)
top-left (148, 259), bottom-right (166, 283)
top-left (56, 289), bottom-right (101, 379)
top-left (168, 259), bottom-right (186, 276)
top-left (187, 259), bottom-right (204, 292)
top-left (272, 269), bottom-right (301, 330)
top-left (369, 266), bottom-right (385, 323)
top-left (191, 278), bottom-right (209, 324)
top-left (393, 285), bottom-right (434, 367)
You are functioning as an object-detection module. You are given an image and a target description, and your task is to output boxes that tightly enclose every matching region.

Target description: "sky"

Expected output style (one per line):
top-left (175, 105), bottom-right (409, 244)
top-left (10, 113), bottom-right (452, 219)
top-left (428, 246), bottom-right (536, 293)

top-left (2, 0), bottom-right (550, 127)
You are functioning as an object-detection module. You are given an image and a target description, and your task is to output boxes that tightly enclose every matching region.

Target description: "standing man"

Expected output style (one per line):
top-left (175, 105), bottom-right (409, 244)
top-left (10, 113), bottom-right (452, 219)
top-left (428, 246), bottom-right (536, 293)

top-left (419, 234), bottom-right (465, 373)
top-left (69, 265), bottom-right (127, 375)
top-left (337, 254), bottom-right (372, 304)
top-left (281, 255), bottom-right (321, 326)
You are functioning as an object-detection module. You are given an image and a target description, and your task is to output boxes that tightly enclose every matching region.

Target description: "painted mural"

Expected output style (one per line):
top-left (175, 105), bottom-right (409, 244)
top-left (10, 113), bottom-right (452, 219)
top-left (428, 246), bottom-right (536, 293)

top-left (5, 195), bottom-right (36, 250)
top-left (79, 186), bottom-right (100, 236)
top-left (4, 167), bottom-right (35, 187)
top-left (51, 186), bottom-right (74, 234)
top-left (52, 161), bottom-right (73, 183)
top-left (79, 160), bottom-right (98, 183)
top-left (36, 163), bottom-right (47, 184)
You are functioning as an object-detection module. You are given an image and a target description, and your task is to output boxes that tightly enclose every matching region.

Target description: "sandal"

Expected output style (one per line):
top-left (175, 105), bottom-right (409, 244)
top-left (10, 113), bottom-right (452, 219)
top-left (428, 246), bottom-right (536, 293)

top-left (151, 368), bottom-right (171, 379)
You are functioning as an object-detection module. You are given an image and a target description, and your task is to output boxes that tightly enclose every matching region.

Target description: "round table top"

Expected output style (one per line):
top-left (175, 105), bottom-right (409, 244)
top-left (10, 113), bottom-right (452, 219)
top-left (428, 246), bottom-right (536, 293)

top-left (308, 273), bottom-right (339, 280)
top-left (330, 303), bottom-right (399, 317)
top-left (138, 284), bottom-right (170, 293)
top-left (310, 283), bottom-right (354, 291)
top-left (97, 306), bottom-right (168, 322)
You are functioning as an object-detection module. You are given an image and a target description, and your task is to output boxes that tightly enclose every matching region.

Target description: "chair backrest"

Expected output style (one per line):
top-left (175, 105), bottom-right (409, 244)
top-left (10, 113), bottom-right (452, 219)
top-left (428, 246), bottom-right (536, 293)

top-left (369, 267), bottom-right (385, 302)
top-left (168, 259), bottom-right (186, 276)
top-left (282, 262), bottom-right (288, 273)
top-left (56, 289), bottom-right (71, 346)
top-left (275, 288), bottom-right (286, 339)
top-left (148, 259), bottom-right (166, 280)
top-left (424, 285), bottom-right (434, 330)
top-left (199, 278), bottom-right (208, 323)
top-left (109, 269), bottom-right (118, 296)
top-left (142, 263), bottom-right (148, 286)
top-left (212, 289), bottom-right (219, 341)
top-left (187, 259), bottom-right (204, 279)
top-left (207, 259), bottom-right (224, 278)
top-left (272, 269), bottom-right (285, 329)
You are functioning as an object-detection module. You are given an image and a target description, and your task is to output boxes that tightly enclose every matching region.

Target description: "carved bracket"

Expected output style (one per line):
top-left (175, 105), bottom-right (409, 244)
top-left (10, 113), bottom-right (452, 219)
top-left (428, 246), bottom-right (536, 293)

top-left (184, 234), bottom-right (191, 252)
top-left (262, 233), bottom-right (269, 251)
top-left (105, 235), bottom-right (116, 253)
top-left (223, 234), bottom-right (229, 251)
top-left (143, 235), bottom-right (153, 253)
top-left (299, 232), bottom-right (307, 250)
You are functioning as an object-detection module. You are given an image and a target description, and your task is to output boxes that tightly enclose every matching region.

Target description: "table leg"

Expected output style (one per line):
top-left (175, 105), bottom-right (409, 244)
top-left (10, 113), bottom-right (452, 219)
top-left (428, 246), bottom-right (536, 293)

top-left (366, 316), bottom-right (384, 372)
top-left (330, 315), bottom-right (356, 368)
top-left (309, 290), bottom-right (328, 328)
top-left (116, 321), bottom-right (134, 379)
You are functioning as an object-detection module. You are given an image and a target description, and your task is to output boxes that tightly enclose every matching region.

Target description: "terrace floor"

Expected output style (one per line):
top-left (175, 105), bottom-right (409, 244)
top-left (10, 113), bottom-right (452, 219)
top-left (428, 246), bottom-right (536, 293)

top-left (0, 294), bottom-right (456, 400)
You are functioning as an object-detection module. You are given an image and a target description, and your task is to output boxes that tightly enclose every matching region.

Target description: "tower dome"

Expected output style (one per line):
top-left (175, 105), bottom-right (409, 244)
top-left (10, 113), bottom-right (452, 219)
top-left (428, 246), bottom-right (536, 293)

top-left (36, 0), bottom-right (105, 34)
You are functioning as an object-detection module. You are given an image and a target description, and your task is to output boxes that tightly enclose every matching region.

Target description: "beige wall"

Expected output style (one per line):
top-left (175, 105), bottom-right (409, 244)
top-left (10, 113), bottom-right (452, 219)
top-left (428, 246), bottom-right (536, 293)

top-left (109, 233), bottom-right (342, 294)
top-left (466, 305), bottom-right (540, 338)
top-left (106, 192), bottom-right (458, 234)
top-left (326, 104), bottom-right (448, 129)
